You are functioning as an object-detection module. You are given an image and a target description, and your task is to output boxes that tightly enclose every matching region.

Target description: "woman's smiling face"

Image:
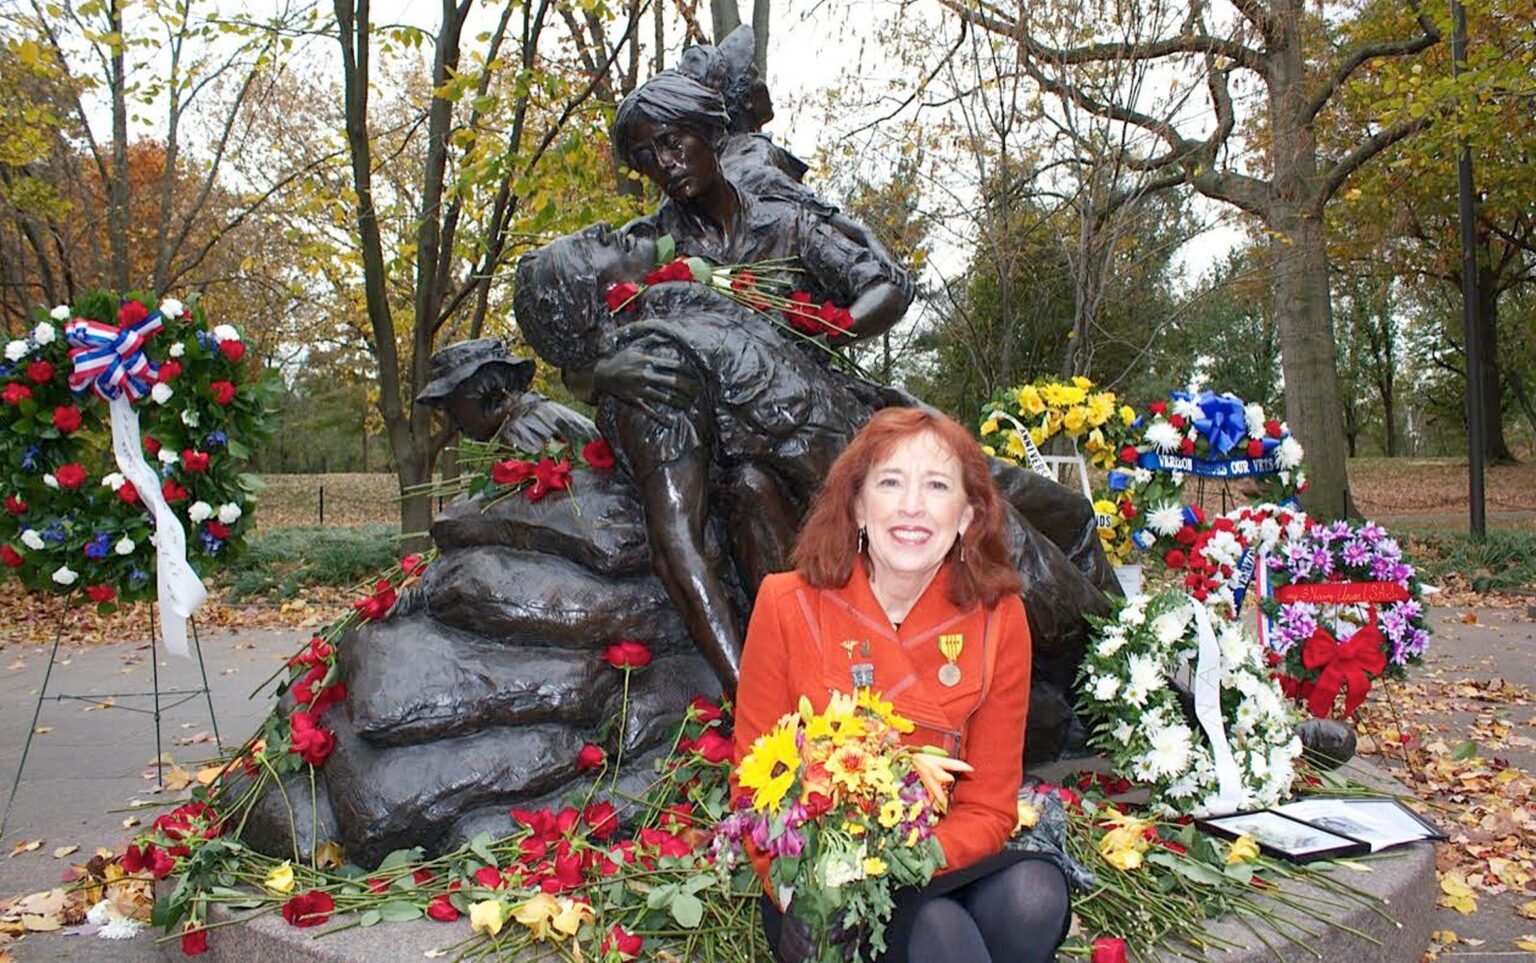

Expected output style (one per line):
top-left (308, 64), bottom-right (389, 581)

top-left (854, 429), bottom-right (974, 584)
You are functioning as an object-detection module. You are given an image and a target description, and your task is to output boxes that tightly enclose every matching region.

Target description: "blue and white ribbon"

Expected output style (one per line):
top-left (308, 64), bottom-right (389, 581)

top-left (65, 313), bottom-right (163, 401)
top-left (1137, 452), bottom-right (1281, 478)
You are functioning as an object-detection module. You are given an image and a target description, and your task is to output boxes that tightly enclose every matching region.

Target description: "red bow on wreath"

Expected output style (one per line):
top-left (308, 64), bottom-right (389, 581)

top-left (1301, 621), bottom-right (1388, 718)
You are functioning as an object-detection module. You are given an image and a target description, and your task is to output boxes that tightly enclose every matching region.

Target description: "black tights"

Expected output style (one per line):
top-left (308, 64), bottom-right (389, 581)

top-left (905, 860), bottom-right (1070, 963)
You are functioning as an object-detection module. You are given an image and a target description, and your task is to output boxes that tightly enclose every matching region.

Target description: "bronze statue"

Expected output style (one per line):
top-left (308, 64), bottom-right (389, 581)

top-left (415, 337), bottom-right (597, 450)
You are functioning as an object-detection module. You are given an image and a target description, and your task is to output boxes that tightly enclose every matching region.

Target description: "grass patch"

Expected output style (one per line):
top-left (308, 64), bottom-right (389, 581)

top-left (1401, 529), bottom-right (1536, 593)
top-left (220, 525), bottom-right (401, 599)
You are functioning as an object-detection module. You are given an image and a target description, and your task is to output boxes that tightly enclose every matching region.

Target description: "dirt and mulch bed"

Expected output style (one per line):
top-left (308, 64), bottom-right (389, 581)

top-left (1349, 458), bottom-right (1536, 519)
top-left (252, 473), bottom-right (401, 530)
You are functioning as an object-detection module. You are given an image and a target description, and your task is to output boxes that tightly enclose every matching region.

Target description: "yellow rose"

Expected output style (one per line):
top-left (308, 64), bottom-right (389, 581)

top-left (863, 857), bottom-right (889, 877)
top-left (513, 893), bottom-right (560, 940)
top-left (1016, 800), bottom-right (1040, 830)
top-left (264, 860), bottom-right (295, 894)
top-left (550, 896), bottom-right (592, 936)
top-left (1227, 835), bottom-right (1261, 865)
top-left (1102, 844), bottom-right (1144, 871)
top-left (1029, 426), bottom-right (1047, 448)
top-left (980, 416), bottom-right (1000, 435)
top-left (470, 899), bottom-right (505, 937)
top-left (1119, 405), bottom-right (1136, 426)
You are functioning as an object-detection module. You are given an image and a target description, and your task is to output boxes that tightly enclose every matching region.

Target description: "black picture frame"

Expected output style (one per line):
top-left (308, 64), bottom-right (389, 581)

top-left (1272, 796), bottom-right (1446, 852)
top-left (1197, 809), bottom-right (1371, 863)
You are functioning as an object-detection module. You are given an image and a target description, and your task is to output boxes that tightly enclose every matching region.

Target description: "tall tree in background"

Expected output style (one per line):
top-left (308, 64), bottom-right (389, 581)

top-left (943, 0), bottom-right (1441, 518)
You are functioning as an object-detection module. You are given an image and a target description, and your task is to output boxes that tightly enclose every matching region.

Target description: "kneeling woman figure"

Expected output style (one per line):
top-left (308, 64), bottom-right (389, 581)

top-left (734, 407), bottom-right (1071, 963)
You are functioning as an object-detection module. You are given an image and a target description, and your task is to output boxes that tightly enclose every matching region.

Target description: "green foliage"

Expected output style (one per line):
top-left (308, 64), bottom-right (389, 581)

top-left (221, 524), bottom-right (398, 598)
top-left (1401, 529), bottom-right (1536, 593)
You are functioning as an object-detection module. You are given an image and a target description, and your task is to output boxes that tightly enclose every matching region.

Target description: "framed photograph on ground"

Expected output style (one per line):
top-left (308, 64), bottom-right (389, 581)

top-left (1198, 810), bottom-right (1370, 863)
top-left (1272, 797), bottom-right (1445, 853)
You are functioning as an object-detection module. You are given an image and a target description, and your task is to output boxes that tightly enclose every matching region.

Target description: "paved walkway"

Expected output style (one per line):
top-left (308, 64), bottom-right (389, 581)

top-left (0, 607), bottom-right (1531, 962)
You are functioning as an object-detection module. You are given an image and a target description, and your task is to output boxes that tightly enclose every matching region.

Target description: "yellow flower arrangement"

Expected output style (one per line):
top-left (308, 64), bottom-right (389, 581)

top-left (980, 376), bottom-right (1130, 471)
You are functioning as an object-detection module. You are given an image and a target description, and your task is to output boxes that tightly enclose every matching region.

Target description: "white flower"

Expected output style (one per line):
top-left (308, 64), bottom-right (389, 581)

top-left (20, 529), bottom-right (44, 551)
top-left (1144, 420), bottom-right (1182, 452)
top-left (1124, 654), bottom-right (1165, 706)
top-left (87, 900), bottom-right (113, 926)
top-left (169, 341), bottom-right (185, 358)
top-left (1146, 723), bottom-right (1193, 778)
top-left (1147, 503), bottom-right (1185, 537)
top-left (1170, 471), bottom-right (1186, 486)
top-left (52, 565), bottom-right (78, 585)
top-left (115, 536), bottom-right (135, 555)
top-left (151, 382), bottom-right (173, 404)
top-left (42, 473), bottom-right (59, 489)
top-left (1111, 720), bottom-right (1134, 743)
top-left (50, 305), bottom-right (71, 321)
top-left (1234, 699), bottom-right (1259, 732)
top-left (1120, 601), bottom-right (1147, 627)
top-left (212, 324), bottom-right (240, 343)
top-left (159, 298), bottom-right (183, 319)
top-left (1244, 402), bottom-right (1266, 438)
top-left (31, 321), bottom-right (56, 345)
top-left (1151, 608), bottom-right (1191, 646)
top-left (98, 915), bottom-right (144, 940)
top-left (101, 472), bottom-right (126, 491)
top-left (1218, 625), bottom-right (1255, 671)
top-left (1204, 530), bottom-right (1243, 567)
top-left (5, 340), bottom-right (30, 362)
top-left (1095, 631), bottom-right (1127, 658)
top-left (1132, 468), bottom-right (1153, 485)
top-left (1276, 436), bottom-right (1304, 470)
top-left (158, 448), bottom-right (178, 465)
top-left (181, 409), bottom-right (200, 428)
top-left (217, 502), bottom-right (242, 524)
top-left (1172, 395), bottom-right (1201, 420)
top-left (1091, 674), bottom-right (1120, 701)
top-left (188, 501), bottom-right (214, 523)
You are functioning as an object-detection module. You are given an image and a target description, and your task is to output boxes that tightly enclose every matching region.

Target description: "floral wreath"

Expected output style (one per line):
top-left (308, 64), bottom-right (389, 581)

top-left (0, 293), bottom-right (274, 607)
top-left (1078, 591), bottom-right (1302, 816)
top-left (1258, 519), bottom-right (1430, 718)
top-left (979, 376), bottom-right (1135, 471)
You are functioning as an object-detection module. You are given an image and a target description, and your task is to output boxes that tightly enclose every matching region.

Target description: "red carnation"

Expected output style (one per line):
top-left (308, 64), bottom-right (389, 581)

top-left (118, 481), bottom-right (140, 506)
top-left (182, 450), bottom-right (211, 473)
top-left (51, 405), bottom-right (82, 434)
top-left (426, 894), bottom-right (459, 922)
top-left (2, 383), bottom-right (32, 405)
top-left (4, 495), bottom-right (24, 515)
top-left (143, 434), bottom-right (162, 455)
top-left (584, 800), bottom-right (620, 841)
top-left (490, 458), bottom-right (535, 486)
top-left (25, 360), bottom-right (53, 384)
top-left (1175, 525), bottom-right (1198, 546)
top-left (601, 639), bottom-right (652, 669)
top-left (689, 695), bottom-right (723, 724)
top-left (206, 520), bottom-right (231, 540)
top-left (157, 359), bottom-right (183, 382)
top-left (1118, 445), bottom-right (1139, 464)
top-left (1169, 413), bottom-right (1187, 430)
top-left (576, 742), bottom-right (607, 771)
top-left (163, 480), bottom-right (189, 503)
top-left (1246, 438), bottom-right (1264, 458)
top-left (605, 281), bottom-right (642, 312)
top-left (1164, 549), bottom-right (1187, 569)
top-left (54, 462), bottom-right (87, 489)
top-left (281, 890), bottom-right (334, 928)
top-left (1178, 437), bottom-right (1196, 456)
top-left (218, 339), bottom-right (246, 363)
top-left (210, 380), bottom-right (236, 405)
top-left (1264, 419), bottom-right (1283, 438)
top-left (1118, 500), bottom-right (1136, 519)
top-left (181, 924), bottom-right (209, 956)
top-left (816, 301), bottom-right (854, 337)
top-left (1, 545), bottom-right (22, 569)
top-left (601, 925), bottom-right (644, 960)
top-left (118, 300), bottom-right (149, 325)
top-left (582, 437), bottom-right (616, 470)
top-left (86, 584), bottom-right (117, 604)
top-left (1148, 401), bottom-right (1167, 416)
top-left (526, 457), bottom-right (572, 502)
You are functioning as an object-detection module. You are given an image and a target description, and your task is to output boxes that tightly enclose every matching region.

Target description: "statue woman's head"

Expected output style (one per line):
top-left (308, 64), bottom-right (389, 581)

top-left (514, 225), bottom-right (657, 370)
top-left (612, 72), bottom-right (730, 205)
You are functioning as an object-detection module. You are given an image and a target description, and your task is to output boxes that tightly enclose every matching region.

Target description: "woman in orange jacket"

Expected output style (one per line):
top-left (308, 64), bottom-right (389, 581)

top-left (733, 407), bottom-right (1072, 963)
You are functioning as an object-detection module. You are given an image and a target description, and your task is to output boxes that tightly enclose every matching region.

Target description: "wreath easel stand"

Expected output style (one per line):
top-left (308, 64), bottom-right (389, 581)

top-left (0, 603), bottom-right (222, 838)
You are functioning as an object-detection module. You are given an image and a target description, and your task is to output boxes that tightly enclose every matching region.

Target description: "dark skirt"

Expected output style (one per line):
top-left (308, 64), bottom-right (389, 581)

top-left (759, 850), bottom-right (1071, 963)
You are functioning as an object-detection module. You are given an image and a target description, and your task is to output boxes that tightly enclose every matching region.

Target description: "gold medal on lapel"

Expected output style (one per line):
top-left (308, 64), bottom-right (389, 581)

top-left (938, 633), bottom-right (964, 687)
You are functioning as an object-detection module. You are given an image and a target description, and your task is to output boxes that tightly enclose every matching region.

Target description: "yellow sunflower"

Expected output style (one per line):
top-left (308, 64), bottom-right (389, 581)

top-left (738, 719), bottom-right (801, 813)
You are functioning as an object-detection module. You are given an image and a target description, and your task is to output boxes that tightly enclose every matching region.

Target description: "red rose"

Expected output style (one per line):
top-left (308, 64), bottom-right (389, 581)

top-left (803, 791), bottom-right (833, 818)
top-left (400, 552), bottom-right (424, 575)
top-left (181, 924), bottom-right (209, 956)
top-left (412, 868), bottom-right (436, 886)
top-left (1164, 549), bottom-right (1187, 569)
top-left (1118, 445), bottom-right (1139, 464)
top-left (1265, 419), bottom-right (1282, 438)
top-left (1178, 437), bottom-right (1196, 456)
top-left (2, 383), bottom-right (33, 405)
top-left (576, 742), bottom-right (607, 771)
top-left (693, 729), bottom-right (734, 764)
top-left (163, 480), bottom-right (189, 503)
top-left (51, 405), bottom-right (82, 434)
top-left (658, 802), bottom-right (694, 828)
top-left (219, 339), bottom-right (246, 363)
top-left (1246, 438), bottom-right (1264, 458)
top-left (4, 495), bottom-right (25, 515)
top-left (473, 865), bottom-right (505, 889)
top-left (601, 925), bottom-right (644, 960)
top-left (1090, 935), bottom-right (1128, 962)
top-left (158, 359), bottom-right (183, 382)
top-left (86, 584), bottom-right (117, 604)
top-left (2, 545), bottom-right (23, 568)
top-left (352, 579), bottom-right (397, 621)
top-left (365, 877), bottom-right (388, 893)
top-left (584, 800), bottom-right (620, 841)
top-left (1169, 413), bottom-right (1187, 430)
top-left (182, 450), bottom-right (210, 473)
top-left (1118, 500), bottom-right (1136, 520)
top-left (605, 281), bottom-right (642, 312)
top-left (119, 480), bottom-right (140, 506)
top-left (54, 462), bottom-right (87, 489)
top-left (426, 894), bottom-right (459, 922)
top-left (206, 520), bottom-right (231, 539)
top-left (490, 458), bottom-right (535, 486)
top-left (281, 890), bottom-right (335, 928)
top-left (118, 300), bottom-right (149, 326)
top-left (525, 457), bottom-right (572, 502)
top-left (782, 291), bottom-right (821, 334)
top-left (601, 639), bottom-right (652, 669)
top-left (644, 258), bottom-right (694, 285)
top-left (210, 380), bottom-right (235, 405)
top-left (581, 437), bottom-right (616, 470)
top-left (1148, 401), bottom-right (1167, 416)
top-left (689, 695), bottom-right (723, 723)
top-left (25, 360), bottom-right (53, 384)
top-left (289, 721), bottom-right (336, 766)
top-left (143, 434), bottom-right (162, 456)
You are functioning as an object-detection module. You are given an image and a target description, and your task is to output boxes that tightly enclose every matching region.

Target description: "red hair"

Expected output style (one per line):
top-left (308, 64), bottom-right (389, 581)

top-left (792, 407), bottom-right (1021, 610)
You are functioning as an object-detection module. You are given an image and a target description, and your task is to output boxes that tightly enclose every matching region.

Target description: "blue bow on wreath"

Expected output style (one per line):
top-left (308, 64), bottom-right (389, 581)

top-left (1174, 390), bottom-right (1248, 456)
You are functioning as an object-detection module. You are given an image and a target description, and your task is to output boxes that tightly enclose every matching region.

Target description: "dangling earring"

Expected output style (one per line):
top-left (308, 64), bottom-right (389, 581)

top-left (959, 541), bottom-right (966, 564)
top-left (956, 533), bottom-right (966, 564)
top-left (857, 526), bottom-right (867, 554)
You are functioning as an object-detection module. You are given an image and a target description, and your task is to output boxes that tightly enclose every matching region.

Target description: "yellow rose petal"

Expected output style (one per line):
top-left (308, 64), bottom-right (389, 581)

top-left (264, 860), bottom-right (295, 894)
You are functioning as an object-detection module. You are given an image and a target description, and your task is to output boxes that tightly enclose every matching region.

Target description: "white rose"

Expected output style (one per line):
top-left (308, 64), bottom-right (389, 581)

top-left (217, 502), bottom-right (242, 524)
top-left (20, 529), bottom-right (45, 551)
top-left (49, 305), bottom-right (71, 321)
top-left (115, 537), bottom-right (135, 555)
top-left (151, 382), bottom-right (173, 404)
top-left (159, 298), bottom-right (183, 319)
top-left (169, 341), bottom-right (185, 358)
top-left (5, 340), bottom-right (30, 362)
top-left (212, 324), bottom-right (240, 343)
top-left (181, 409), bottom-right (200, 428)
top-left (31, 322), bottom-right (55, 345)
top-left (188, 501), bottom-right (213, 523)
top-left (102, 472), bottom-right (126, 491)
top-left (51, 565), bottom-right (78, 586)
top-left (43, 473), bottom-right (60, 489)
top-left (158, 448), bottom-right (178, 465)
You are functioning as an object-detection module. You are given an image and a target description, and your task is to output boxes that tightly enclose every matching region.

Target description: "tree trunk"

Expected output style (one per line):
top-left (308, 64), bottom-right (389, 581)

top-left (1475, 269), bottom-right (1513, 463)
top-left (750, 0), bottom-right (770, 75)
top-left (107, 0), bottom-right (130, 291)
top-left (710, 0), bottom-right (740, 42)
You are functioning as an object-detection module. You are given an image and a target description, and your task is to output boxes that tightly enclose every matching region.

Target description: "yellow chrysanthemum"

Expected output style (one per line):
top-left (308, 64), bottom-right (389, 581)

top-left (1029, 426), bottom-right (1047, 448)
top-left (1071, 375), bottom-right (1094, 390)
top-left (1006, 432), bottom-right (1027, 458)
top-left (1062, 407), bottom-right (1088, 435)
top-left (739, 720), bottom-right (801, 813)
top-left (1120, 405), bottom-right (1136, 426)
top-left (879, 799), bottom-right (905, 829)
top-left (1041, 383), bottom-right (1087, 407)
top-left (980, 416), bottom-right (1000, 435)
top-left (1015, 385), bottom-right (1043, 413)
top-left (863, 857), bottom-right (889, 877)
top-left (1087, 393), bottom-right (1116, 426)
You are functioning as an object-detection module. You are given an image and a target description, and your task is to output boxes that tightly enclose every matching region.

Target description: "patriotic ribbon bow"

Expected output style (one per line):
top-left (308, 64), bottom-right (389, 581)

top-left (65, 306), bottom-right (163, 401)
top-left (1184, 389), bottom-right (1249, 456)
top-left (1301, 622), bottom-right (1389, 718)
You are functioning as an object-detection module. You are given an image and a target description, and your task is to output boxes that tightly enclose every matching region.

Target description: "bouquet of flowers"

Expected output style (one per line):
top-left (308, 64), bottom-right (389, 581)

top-left (729, 690), bottom-right (949, 962)
top-left (979, 376), bottom-right (1135, 470)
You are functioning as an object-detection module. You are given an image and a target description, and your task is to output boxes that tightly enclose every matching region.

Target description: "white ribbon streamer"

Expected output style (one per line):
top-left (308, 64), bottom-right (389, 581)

top-left (1189, 598), bottom-right (1243, 814)
top-left (108, 396), bottom-right (206, 657)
